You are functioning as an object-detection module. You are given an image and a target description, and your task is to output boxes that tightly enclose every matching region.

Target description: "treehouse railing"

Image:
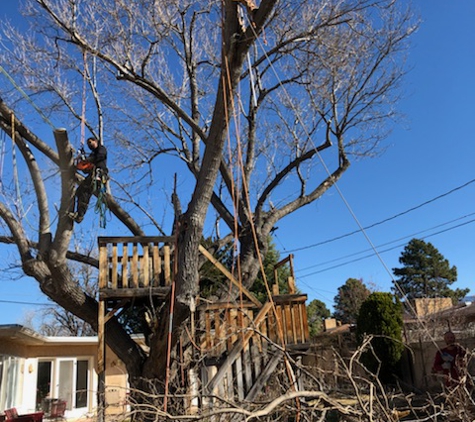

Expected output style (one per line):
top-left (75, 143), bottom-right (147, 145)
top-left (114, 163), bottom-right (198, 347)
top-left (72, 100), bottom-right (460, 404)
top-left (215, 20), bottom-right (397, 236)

top-left (198, 294), bottom-right (310, 355)
top-left (98, 236), bottom-right (174, 300)
top-left (97, 236), bottom-right (311, 406)
top-left (199, 295), bottom-right (310, 399)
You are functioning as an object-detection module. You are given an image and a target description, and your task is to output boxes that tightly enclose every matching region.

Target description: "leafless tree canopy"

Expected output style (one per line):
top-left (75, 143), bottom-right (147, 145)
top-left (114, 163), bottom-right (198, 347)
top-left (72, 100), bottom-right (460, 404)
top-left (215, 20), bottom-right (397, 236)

top-left (0, 0), bottom-right (417, 391)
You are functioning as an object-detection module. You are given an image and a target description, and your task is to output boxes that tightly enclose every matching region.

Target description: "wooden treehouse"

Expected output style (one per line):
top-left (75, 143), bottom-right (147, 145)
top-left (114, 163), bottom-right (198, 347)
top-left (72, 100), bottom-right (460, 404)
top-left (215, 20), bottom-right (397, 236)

top-left (97, 236), bottom-right (311, 413)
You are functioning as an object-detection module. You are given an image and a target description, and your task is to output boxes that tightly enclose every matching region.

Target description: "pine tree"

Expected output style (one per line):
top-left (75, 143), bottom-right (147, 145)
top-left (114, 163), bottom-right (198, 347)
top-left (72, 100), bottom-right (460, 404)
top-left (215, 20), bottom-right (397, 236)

top-left (392, 238), bottom-right (469, 303)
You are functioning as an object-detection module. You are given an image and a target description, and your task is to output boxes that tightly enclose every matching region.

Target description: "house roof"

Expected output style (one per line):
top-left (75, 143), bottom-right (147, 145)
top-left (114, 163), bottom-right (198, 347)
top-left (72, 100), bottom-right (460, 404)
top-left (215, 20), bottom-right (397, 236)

top-left (0, 324), bottom-right (98, 346)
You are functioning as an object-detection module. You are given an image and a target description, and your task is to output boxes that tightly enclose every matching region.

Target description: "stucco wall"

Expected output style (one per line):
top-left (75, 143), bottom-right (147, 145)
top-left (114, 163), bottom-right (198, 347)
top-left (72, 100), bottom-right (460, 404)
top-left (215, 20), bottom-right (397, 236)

top-left (404, 337), bottom-right (475, 391)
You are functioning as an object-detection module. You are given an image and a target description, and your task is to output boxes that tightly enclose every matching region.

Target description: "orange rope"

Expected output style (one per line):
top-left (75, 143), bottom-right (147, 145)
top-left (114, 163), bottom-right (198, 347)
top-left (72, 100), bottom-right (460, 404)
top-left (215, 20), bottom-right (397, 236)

top-left (80, 51), bottom-right (87, 147)
top-left (223, 36), bottom-right (301, 417)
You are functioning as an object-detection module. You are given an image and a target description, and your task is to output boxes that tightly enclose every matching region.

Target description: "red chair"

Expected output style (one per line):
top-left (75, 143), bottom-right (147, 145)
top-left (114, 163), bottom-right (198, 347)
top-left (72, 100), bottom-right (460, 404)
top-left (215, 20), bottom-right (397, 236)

top-left (47, 402), bottom-right (66, 421)
top-left (4, 409), bottom-right (43, 422)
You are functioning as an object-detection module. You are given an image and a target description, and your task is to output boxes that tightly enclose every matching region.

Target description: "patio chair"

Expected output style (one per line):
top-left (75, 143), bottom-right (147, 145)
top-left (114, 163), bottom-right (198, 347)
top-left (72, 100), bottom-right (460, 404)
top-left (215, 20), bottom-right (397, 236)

top-left (4, 408), bottom-right (43, 422)
top-left (44, 401), bottom-right (66, 421)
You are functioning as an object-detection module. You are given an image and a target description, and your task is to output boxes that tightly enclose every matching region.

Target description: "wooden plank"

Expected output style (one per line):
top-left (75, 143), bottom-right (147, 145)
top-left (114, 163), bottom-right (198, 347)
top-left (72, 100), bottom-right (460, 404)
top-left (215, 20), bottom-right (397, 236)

top-left (251, 342), bottom-right (261, 379)
top-left (98, 244), bottom-right (108, 289)
top-left (99, 286), bottom-right (170, 300)
top-left (300, 302), bottom-right (310, 343)
top-left (205, 311), bottom-right (212, 352)
top-left (235, 355), bottom-right (244, 400)
top-left (152, 243), bottom-right (161, 286)
top-left (294, 301), bottom-right (303, 343)
top-left (243, 343), bottom-right (253, 394)
top-left (287, 276), bottom-right (296, 294)
top-left (214, 310), bottom-right (223, 355)
top-left (245, 349), bottom-right (284, 402)
top-left (226, 309), bottom-right (233, 350)
top-left (111, 244), bottom-right (118, 289)
top-left (142, 243), bottom-right (150, 287)
top-left (226, 365), bottom-right (234, 400)
top-left (131, 243), bottom-right (138, 288)
top-left (198, 245), bottom-right (262, 308)
top-left (98, 235), bottom-right (174, 244)
top-left (197, 302), bottom-right (256, 311)
top-left (121, 243), bottom-right (128, 288)
top-left (272, 294), bottom-right (307, 304)
top-left (98, 300), bottom-right (105, 373)
top-left (230, 308), bottom-right (238, 345)
top-left (284, 304), bottom-right (293, 344)
top-left (275, 304), bottom-right (286, 344)
top-left (164, 245), bottom-right (171, 285)
top-left (290, 302), bottom-right (298, 345)
top-left (97, 300), bottom-right (106, 422)
top-left (206, 301), bottom-right (272, 393)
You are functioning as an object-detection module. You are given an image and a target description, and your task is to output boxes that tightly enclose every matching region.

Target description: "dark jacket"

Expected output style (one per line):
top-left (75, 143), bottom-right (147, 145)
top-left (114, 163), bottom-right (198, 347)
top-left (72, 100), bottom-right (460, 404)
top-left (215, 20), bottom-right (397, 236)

top-left (88, 145), bottom-right (108, 172)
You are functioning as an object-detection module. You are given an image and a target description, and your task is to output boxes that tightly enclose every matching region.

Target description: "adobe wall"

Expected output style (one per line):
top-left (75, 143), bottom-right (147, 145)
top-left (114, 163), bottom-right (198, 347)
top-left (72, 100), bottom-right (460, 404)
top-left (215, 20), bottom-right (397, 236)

top-left (404, 336), bottom-right (475, 391)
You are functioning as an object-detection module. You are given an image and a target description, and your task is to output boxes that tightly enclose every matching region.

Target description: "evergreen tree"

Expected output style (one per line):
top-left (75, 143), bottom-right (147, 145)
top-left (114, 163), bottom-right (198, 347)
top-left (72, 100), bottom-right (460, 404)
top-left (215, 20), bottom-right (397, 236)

top-left (356, 292), bottom-right (404, 383)
top-left (334, 278), bottom-right (371, 324)
top-left (392, 238), bottom-right (469, 303)
top-left (307, 299), bottom-right (331, 337)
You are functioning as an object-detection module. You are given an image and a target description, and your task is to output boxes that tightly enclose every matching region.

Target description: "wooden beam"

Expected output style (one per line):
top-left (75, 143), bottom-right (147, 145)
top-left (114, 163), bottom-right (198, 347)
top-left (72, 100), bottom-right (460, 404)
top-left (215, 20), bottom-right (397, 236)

top-left (198, 245), bottom-right (262, 308)
top-left (206, 301), bottom-right (272, 393)
top-left (245, 349), bottom-right (284, 402)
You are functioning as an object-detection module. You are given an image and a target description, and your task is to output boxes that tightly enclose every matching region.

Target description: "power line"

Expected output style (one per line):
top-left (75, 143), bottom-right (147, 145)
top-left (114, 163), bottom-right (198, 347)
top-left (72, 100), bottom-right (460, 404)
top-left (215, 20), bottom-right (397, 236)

top-left (0, 299), bottom-right (51, 306)
top-left (296, 211), bottom-right (475, 273)
top-left (285, 178), bottom-right (475, 253)
top-left (298, 217), bottom-right (475, 279)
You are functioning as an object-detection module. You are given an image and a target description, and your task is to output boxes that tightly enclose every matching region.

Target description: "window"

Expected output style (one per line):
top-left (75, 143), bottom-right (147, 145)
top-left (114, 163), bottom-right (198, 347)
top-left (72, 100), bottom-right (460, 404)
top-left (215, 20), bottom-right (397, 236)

top-left (36, 358), bottom-right (91, 411)
top-left (0, 355), bottom-right (23, 411)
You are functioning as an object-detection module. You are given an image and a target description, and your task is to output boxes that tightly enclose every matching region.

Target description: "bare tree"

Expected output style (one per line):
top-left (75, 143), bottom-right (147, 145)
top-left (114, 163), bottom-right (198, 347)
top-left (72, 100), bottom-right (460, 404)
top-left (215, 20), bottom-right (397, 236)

top-left (0, 0), bottom-right (417, 392)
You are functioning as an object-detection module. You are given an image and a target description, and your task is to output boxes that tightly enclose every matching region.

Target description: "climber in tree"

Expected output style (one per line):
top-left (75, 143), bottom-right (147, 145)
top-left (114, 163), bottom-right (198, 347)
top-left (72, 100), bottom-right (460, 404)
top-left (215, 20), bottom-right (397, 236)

top-left (69, 137), bottom-right (108, 224)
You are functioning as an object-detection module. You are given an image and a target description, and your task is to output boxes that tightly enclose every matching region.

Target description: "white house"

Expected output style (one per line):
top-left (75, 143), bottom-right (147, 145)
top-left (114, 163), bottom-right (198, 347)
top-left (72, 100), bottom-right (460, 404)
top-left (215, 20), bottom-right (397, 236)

top-left (0, 325), bottom-right (128, 420)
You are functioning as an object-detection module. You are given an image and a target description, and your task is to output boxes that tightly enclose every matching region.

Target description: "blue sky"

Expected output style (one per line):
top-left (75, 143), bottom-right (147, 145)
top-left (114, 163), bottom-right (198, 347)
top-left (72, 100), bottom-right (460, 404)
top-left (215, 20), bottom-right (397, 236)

top-left (281, 1), bottom-right (475, 308)
top-left (0, 1), bottom-right (474, 324)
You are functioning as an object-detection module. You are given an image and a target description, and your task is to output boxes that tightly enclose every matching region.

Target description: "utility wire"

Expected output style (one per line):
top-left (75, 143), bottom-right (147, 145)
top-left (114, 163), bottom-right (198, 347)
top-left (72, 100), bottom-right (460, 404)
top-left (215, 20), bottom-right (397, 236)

top-left (297, 211), bottom-right (475, 273)
top-left (298, 217), bottom-right (475, 278)
top-left (0, 299), bottom-right (51, 306)
top-left (286, 178), bottom-right (475, 253)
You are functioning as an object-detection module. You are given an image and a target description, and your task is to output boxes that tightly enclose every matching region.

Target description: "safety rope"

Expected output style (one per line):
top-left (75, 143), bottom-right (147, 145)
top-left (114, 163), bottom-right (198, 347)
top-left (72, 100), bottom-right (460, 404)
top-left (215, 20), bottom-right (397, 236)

top-left (0, 131), bottom-right (6, 192)
top-left (11, 114), bottom-right (25, 217)
top-left (0, 64), bottom-right (55, 130)
top-left (80, 51), bottom-right (88, 147)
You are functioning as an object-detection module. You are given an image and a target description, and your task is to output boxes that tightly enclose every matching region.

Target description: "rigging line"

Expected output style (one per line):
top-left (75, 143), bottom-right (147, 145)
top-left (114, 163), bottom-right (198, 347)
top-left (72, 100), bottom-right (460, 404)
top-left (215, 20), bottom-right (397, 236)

top-left (297, 211), bottom-right (475, 273)
top-left (298, 217), bottom-right (475, 278)
top-left (287, 177), bottom-right (475, 253)
top-left (246, 19), bottom-right (395, 283)
top-left (11, 114), bottom-right (24, 217)
top-left (224, 50), bottom-right (292, 376)
top-left (0, 131), bottom-right (5, 191)
top-left (0, 64), bottom-right (55, 130)
top-left (80, 51), bottom-right (88, 147)
top-left (245, 15), bottom-right (436, 331)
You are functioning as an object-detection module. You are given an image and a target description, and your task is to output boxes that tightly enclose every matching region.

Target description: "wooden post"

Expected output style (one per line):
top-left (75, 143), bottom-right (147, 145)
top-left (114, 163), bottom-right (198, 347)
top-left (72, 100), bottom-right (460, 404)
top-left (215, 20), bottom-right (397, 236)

top-left (98, 300), bottom-right (106, 422)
